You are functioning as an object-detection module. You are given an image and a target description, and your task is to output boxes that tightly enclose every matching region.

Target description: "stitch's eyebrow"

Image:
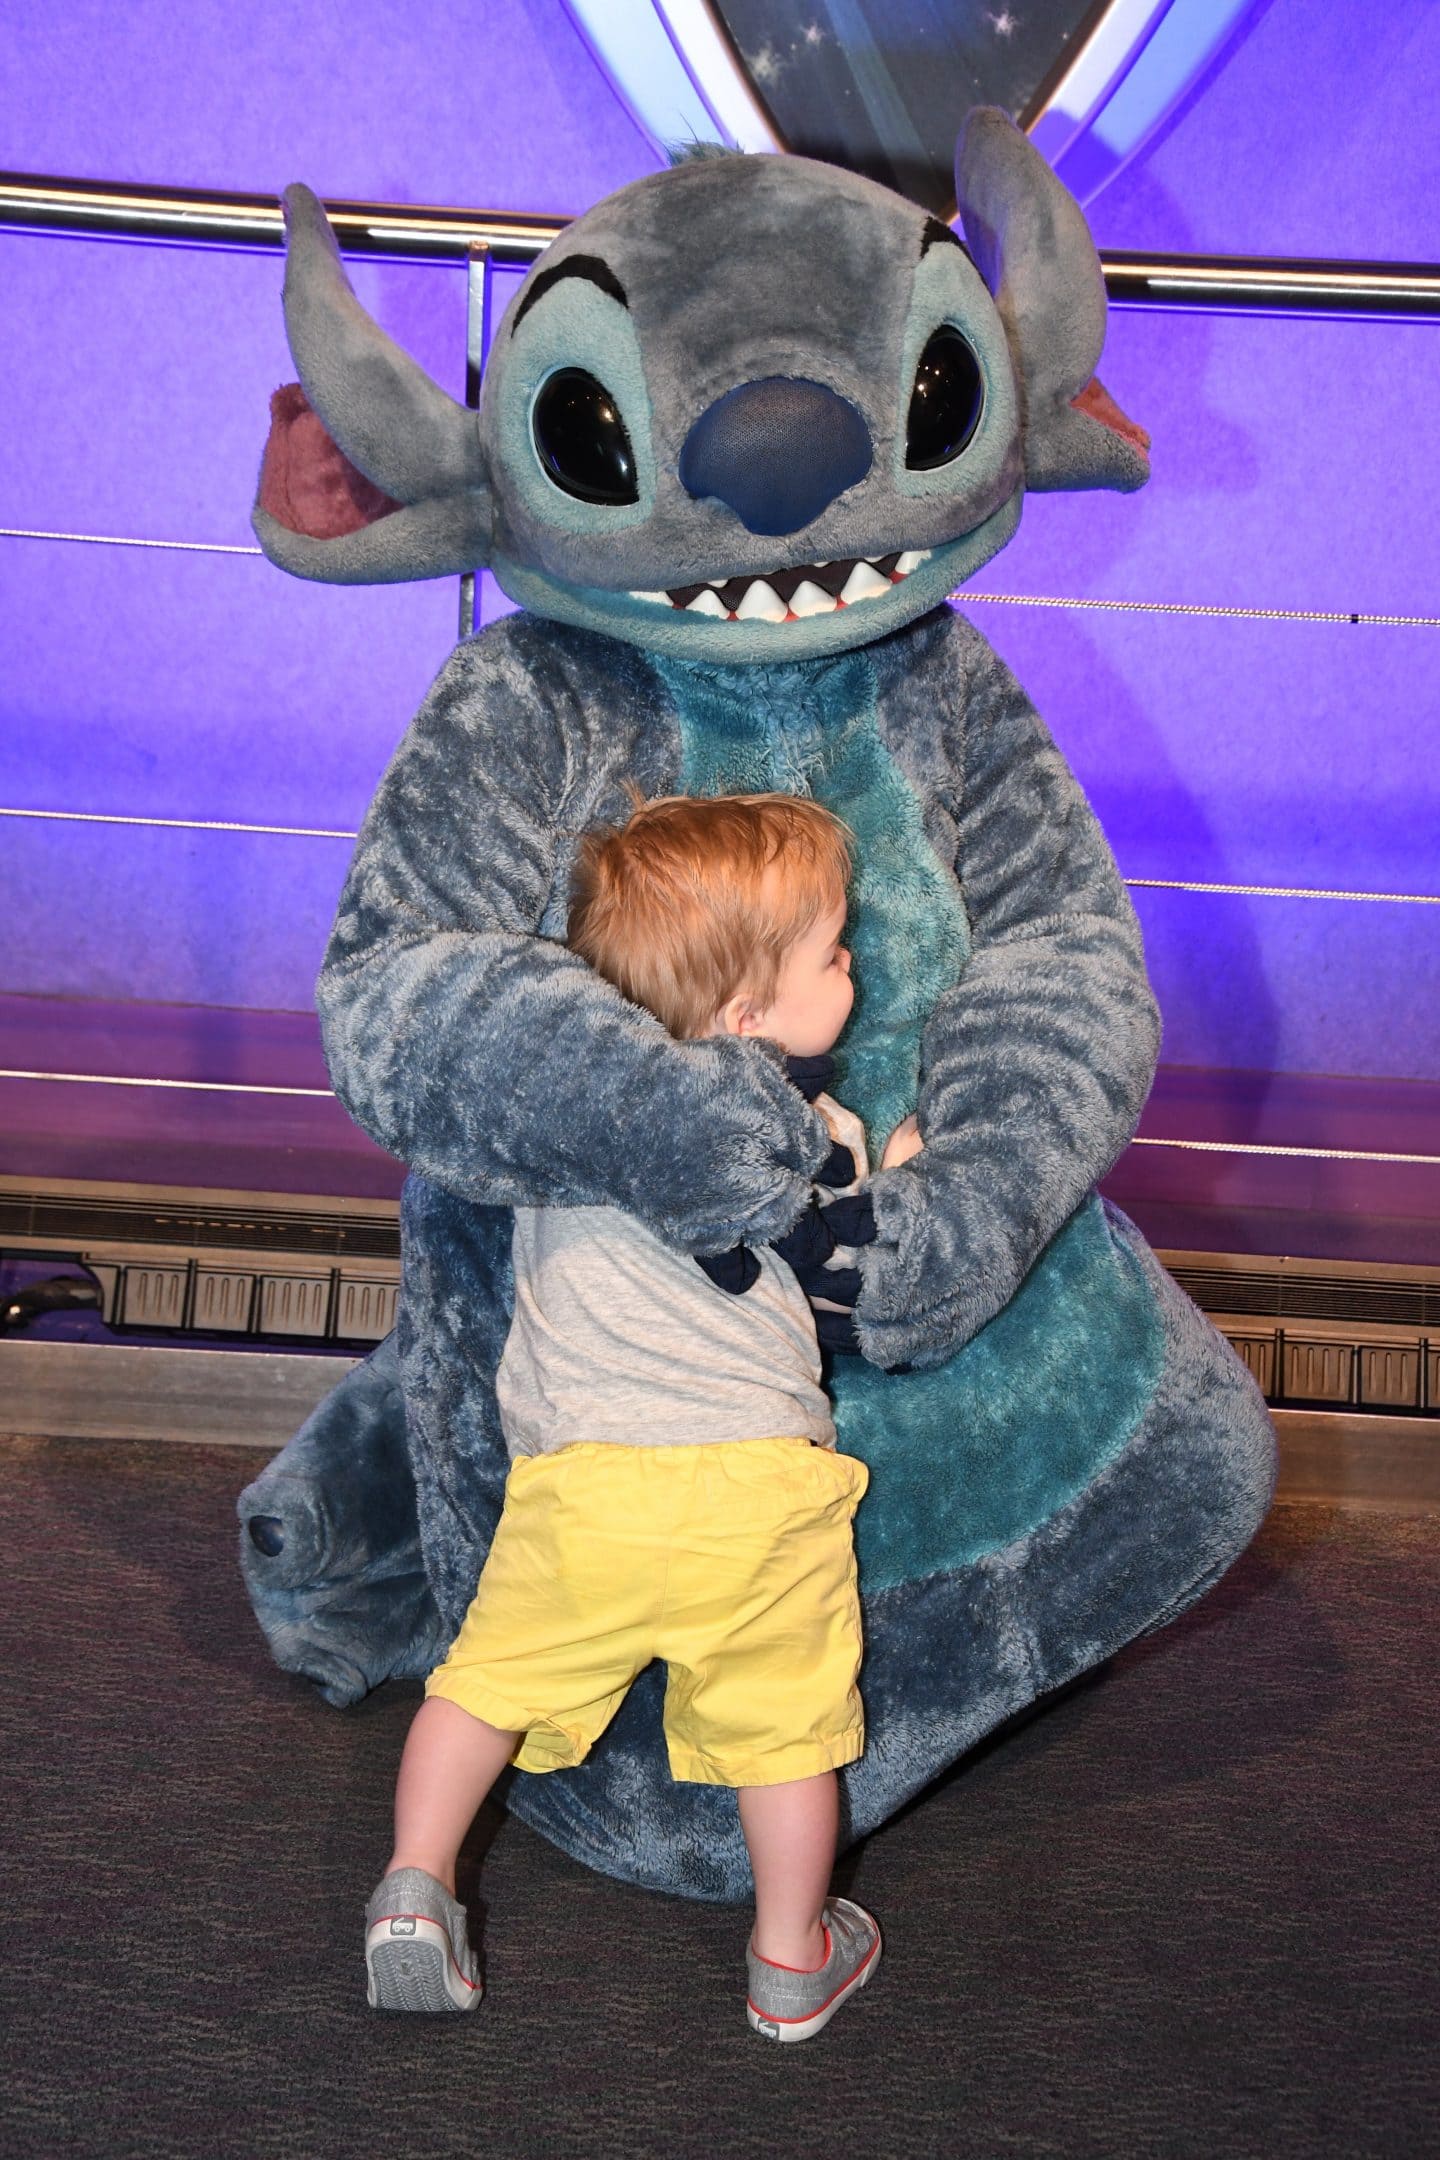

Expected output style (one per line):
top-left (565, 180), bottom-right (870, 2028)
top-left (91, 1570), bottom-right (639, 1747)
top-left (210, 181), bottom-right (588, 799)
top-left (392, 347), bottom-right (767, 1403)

top-left (510, 254), bottom-right (630, 336)
top-left (921, 218), bottom-right (972, 263)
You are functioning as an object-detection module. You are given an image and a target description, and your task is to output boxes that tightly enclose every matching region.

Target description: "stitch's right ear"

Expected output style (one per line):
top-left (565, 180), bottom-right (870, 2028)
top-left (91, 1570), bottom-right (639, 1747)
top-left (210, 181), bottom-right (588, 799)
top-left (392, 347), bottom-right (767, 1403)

top-left (252, 185), bottom-right (493, 583)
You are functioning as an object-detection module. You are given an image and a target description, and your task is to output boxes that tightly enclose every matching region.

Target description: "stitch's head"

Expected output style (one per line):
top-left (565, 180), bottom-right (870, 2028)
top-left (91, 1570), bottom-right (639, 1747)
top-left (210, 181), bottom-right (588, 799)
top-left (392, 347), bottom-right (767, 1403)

top-left (254, 111), bottom-right (1147, 663)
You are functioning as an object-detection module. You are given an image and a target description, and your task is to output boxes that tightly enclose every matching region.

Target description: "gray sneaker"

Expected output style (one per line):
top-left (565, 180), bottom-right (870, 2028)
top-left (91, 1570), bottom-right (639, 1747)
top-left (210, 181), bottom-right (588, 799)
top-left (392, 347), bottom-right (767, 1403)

top-left (746, 1898), bottom-right (881, 2042)
top-left (364, 1867), bottom-right (482, 2014)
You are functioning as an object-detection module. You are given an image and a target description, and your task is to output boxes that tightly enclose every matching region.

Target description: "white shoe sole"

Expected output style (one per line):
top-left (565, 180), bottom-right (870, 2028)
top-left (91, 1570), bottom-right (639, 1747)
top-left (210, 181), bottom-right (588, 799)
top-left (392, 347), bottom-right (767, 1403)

top-left (365, 1914), bottom-right (482, 2014)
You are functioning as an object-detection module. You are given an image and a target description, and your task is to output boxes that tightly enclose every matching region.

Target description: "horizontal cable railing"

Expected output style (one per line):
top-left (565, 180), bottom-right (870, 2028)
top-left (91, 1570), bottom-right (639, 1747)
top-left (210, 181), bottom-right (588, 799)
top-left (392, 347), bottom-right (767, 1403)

top-left (1099, 250), bottom-right (1440, 320)
top-left (0, 804), bottom-right (1435, 907)
top-left (0, 805), bottom-right (356, 840)
top-left (1, 1066), bottom-right (1436, 1167)
top-left (5, 172), bottom-right (1440, 315)
top-left (5, 528), bottom-right (1440, 634)
top-left (0, 526), bottom-right (264, 558)
top-left (965, 591), bottom-right (1440, 630)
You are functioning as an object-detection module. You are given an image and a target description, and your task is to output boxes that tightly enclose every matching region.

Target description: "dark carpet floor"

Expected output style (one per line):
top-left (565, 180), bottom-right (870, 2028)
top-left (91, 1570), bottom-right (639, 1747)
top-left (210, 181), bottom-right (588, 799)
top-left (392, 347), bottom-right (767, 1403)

top-left (2, 1436), bottom-right (1436, 2160)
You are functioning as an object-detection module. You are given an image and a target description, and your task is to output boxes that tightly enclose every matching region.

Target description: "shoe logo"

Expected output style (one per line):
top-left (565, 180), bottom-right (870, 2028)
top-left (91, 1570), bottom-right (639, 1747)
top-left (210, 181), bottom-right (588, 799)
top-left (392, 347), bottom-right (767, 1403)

top-left (390, 1918), bottom-right (417, 1936)
top-left (756, 2019), bottom-right (780, 2039)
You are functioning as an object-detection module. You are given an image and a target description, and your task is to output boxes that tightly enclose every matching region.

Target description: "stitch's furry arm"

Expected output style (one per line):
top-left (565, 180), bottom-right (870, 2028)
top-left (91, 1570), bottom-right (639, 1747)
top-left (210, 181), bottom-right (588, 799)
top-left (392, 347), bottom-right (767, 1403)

top-left (317, 639), bottom-right (830, 1248)
top-left (858, 646), bottom-right (1160, 1370)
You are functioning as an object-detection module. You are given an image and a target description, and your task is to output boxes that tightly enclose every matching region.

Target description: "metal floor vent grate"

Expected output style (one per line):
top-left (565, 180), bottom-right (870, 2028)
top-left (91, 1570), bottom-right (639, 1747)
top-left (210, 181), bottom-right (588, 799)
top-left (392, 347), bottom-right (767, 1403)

top-left (1170, 1266), bottom-right (1440, 1329)
top-left (1166, 1253), bottom-right (1440, 1416)
top-left (1220, 1331), bottom-right (1438, 1414)
top-left (1, 1178), bottom-right (401, 1350)
top-left (3, 1180), bottom-right (1439, 1399)
top-left (96, 1254), bottom-right (401, 1347)
top-left (0, 1190), bottom-right (400, 1261)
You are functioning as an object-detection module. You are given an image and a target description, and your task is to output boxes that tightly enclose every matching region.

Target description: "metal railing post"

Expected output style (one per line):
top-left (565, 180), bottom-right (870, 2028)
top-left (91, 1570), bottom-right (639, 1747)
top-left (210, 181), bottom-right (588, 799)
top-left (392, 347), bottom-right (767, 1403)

top-left (458, 241), bottom-right (493, 640)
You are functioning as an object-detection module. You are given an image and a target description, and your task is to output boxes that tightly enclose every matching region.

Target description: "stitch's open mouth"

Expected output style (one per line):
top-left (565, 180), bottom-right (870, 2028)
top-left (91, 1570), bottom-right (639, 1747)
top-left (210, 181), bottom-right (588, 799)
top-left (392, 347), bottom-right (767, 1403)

top-left (627, 550), bottom-right (932, 622)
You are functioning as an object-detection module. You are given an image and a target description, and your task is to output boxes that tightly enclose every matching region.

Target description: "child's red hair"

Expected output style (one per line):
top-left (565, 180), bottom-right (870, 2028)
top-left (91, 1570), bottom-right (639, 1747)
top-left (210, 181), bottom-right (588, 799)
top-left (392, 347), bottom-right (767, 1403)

top-left (568, 792), bottom-right (852, 1040)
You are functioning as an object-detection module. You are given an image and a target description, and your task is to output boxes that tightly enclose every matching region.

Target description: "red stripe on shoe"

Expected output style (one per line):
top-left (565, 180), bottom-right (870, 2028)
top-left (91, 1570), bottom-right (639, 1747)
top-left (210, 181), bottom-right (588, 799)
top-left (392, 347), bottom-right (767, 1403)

top-left (750, 1925), bottom-right (831, 1976)
top-left (747, 1931), bottom-right (876, 2022)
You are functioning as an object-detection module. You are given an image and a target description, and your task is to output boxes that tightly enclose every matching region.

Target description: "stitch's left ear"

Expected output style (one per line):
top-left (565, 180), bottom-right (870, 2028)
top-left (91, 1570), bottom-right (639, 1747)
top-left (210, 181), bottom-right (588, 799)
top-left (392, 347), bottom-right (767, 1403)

top-left (955, 109), bottom-right (1150, 493)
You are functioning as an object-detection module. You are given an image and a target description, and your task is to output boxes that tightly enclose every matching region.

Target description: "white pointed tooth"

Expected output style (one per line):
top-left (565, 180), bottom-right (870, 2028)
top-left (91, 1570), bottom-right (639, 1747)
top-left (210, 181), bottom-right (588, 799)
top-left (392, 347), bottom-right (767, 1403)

top-left (840, 560), bottom-right (892, 604)
top-left (788, 579), bottom-right (838, 618)
top-left (628, 589), bottom-right (671, 605)
top-left (895, 549), bottom-right (931, 576)
top-left (684, 587), bottom-right (728, 617)
top-left (735, 579), bottom-right (787, 623)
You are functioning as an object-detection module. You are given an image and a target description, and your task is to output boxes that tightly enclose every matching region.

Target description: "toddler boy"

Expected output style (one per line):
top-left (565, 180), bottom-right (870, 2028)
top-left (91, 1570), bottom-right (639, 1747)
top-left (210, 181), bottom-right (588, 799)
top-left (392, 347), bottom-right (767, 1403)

top-left (364, 792), bottom-right (920, 2040)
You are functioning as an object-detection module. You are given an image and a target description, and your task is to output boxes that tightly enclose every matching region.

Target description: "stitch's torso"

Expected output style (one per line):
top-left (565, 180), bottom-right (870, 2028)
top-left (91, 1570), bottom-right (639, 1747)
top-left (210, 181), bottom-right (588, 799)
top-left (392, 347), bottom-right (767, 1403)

top-left (405, 607), bottom-right (1163, 1610)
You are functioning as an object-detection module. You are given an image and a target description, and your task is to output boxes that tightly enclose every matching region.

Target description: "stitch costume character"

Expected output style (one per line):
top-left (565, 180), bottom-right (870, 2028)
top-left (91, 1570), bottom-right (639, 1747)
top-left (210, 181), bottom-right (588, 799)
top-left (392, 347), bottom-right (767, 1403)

top-left (239, 110), bottom-right (1276, 1902)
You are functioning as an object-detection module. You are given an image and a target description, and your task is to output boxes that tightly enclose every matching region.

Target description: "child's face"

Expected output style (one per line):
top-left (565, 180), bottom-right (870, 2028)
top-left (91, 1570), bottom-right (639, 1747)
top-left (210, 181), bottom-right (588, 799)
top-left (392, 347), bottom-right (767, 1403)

top-left (734, 897), bottom-right (854, 1057)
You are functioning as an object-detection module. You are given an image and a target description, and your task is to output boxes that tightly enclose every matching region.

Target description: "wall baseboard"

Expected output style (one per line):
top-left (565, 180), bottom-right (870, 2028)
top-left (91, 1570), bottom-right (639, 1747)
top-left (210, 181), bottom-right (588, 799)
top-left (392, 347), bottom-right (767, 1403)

top-left (3, 1341), bottom-right (1437, 1515)
top-left (1271, 1408), bottom-right (1440, 1512)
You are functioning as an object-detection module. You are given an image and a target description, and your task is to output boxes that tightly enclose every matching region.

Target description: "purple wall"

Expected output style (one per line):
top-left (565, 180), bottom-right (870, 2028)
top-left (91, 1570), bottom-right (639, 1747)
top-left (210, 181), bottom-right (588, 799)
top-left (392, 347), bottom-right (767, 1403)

top-left (0, 0), bottom-right (1435, 1091)
top-left (1085, 0), bottom-right (1440, 260)
top-left (0, 0), bottom-right (656, 212)
top-left (0, 2), bottom-right (657, 1013)
top-left (968, 305), bottom-right (1439, 1083)
top-left (965, 0), bottom-right (1440, 1084)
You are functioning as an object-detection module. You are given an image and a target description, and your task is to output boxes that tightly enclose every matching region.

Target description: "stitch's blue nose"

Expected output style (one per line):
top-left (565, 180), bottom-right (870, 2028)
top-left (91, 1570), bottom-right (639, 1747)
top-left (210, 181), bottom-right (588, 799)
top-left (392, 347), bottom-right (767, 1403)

top-left (679, 377), bottom-right (872, 537)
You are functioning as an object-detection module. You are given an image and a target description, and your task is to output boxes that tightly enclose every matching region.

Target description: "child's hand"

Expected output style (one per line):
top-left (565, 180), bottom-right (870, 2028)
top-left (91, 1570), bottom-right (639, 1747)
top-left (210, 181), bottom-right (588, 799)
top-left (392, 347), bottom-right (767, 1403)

top-left (881, 1113), bottom-right (923, 1169)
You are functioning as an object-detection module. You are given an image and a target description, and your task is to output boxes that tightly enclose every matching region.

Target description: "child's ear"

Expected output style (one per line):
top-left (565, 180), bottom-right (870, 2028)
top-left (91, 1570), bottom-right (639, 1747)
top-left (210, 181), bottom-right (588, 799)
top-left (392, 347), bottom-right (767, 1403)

top-left (718, 991), bottom-right (766, 1038)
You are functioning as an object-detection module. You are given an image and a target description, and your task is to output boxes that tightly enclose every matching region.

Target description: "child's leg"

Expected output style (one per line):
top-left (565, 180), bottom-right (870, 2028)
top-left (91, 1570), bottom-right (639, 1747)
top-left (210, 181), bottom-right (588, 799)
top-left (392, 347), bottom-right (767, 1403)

top-left (387, 1697), bottom-right (519, 1895)
top-left (738, 1770), bottom-right (838, 1969)
top-left (739, 1772), bottom-right (881, 2042)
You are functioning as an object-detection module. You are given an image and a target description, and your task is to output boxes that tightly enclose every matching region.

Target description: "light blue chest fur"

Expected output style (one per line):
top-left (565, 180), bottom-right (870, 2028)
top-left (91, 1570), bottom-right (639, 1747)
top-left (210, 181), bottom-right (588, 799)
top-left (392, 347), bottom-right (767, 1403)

top-left (656, 646), bottom-right (1162, 1591)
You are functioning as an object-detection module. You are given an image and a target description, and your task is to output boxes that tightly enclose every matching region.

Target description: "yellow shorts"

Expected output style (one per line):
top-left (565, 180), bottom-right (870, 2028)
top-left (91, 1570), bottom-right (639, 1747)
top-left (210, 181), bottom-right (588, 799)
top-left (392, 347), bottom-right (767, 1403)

top-left (425, 1436), bottom-right (868, 1787)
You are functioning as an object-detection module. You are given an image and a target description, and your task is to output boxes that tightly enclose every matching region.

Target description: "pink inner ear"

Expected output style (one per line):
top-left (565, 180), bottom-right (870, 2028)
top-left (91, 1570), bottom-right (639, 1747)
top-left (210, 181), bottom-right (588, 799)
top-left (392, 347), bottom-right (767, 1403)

top-left (1070, 375), bottom-right (1151, 456)
top-left (257, 384), bottom-right (403, 538)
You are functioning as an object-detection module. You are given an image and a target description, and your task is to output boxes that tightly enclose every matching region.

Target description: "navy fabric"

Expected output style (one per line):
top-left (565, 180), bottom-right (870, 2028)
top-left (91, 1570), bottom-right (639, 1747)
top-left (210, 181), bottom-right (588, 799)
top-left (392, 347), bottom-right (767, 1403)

top-left (816, 1139), bottom-right (860, 1188)
top-left (813, 1305), bottom-right (863, 1357)
top-left (821, 1193), bottom-right (877, 1246)
top-left (782, 1053), bottom-right (836, 1102)
top-left (694, 1244), bottom-right (761, 1295)
top-left (770, 1195), bottom-right (840, 1277)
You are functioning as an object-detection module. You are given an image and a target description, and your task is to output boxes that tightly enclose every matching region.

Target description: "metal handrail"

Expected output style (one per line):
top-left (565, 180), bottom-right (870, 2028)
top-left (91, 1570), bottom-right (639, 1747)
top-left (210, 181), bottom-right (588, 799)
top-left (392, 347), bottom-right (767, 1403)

top-left (0, 172), bottom-right (562, 264)
top-left (4, 172), bottom-right (1440, 313)
top-left (1101, 251), bottom-right (1440, 318)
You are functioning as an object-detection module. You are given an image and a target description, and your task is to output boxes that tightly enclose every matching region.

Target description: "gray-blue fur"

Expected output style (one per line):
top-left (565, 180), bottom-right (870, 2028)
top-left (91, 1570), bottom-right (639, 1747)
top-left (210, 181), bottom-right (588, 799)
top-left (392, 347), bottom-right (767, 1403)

top-left (236, 1331), bottom-right (445, 1706)
top-left (252, 112), bottom-right (1135, 619)
top-left (238, 107), bottom-right (1275, 1900)
top-left (278, 183), bottom-right (485, 508)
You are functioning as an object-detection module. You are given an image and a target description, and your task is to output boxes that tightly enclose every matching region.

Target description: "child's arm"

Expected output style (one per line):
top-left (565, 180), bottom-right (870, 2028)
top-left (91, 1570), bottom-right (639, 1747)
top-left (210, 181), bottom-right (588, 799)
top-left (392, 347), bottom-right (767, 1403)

top-left (880, 1114), bottom-right (923, 1169)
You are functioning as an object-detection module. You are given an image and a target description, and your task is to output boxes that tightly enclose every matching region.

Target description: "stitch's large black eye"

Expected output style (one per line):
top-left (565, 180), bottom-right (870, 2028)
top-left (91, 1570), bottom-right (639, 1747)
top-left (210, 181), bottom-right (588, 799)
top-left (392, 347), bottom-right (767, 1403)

top-left (905, 327), bottom-right (984, 471)
top-left (532, 368), bottom-right (638, 505)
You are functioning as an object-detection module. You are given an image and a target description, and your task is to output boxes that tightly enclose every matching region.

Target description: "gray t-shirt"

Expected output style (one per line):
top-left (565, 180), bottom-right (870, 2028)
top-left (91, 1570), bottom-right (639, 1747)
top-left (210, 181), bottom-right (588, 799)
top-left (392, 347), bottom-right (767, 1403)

top-left (496, 1094), bottom-right (867, 1459)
